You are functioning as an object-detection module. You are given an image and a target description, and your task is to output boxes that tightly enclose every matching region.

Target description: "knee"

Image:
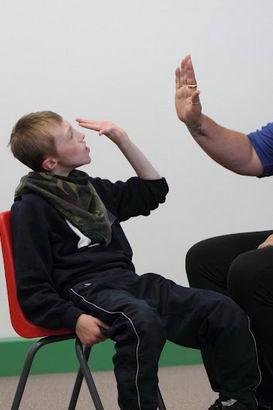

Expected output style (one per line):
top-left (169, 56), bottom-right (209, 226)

top-left (186, 239), bottom-right (213, 286)
top-left (133, 308), bottom-right (165, 346)
top-left (186, 240), bottom-right (207, 269)
top-left (197, 292), bottom-right (250, 344)
top-left (228, 249), bottom-right (267, 306)
top-left (111, 307), bottom-right (165, 350)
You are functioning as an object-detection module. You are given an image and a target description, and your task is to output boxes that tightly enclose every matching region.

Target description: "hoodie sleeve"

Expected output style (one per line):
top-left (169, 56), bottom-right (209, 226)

top-left (91, 176), bottom-right (169, 222)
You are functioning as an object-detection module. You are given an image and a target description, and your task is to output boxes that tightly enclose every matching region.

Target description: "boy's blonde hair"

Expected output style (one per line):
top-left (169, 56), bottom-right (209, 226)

top-left (9, 111), bottom-right (63, 171)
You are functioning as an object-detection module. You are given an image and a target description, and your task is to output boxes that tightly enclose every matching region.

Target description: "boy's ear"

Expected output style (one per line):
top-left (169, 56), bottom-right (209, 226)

top-left (41, 157), bottom-right (58, 171)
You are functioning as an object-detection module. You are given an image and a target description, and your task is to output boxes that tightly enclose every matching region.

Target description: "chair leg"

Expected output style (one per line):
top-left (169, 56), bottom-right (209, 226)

top-left (157, 386), bottom-right (166, 410)
top-left (68, 345), bottom-right (91, 410)
top-left (11, 334), bottom-right (74, 410)
top-left (75, 338), bottom-right (104, 410)
top-left (11, 340), bottom-right (42, 410)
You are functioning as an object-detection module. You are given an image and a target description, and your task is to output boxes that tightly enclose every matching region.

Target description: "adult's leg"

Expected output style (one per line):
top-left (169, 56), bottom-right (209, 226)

top-left (133, 273), bottom-right (261, 409)
top-left (185, 230), bottom-right (273, 405)
top-left (185, 230), bottom-right (273, 293)
top-left (69, 281), bottom-right (166, 410)
top-left (228, 246), bottom-right (273, 403)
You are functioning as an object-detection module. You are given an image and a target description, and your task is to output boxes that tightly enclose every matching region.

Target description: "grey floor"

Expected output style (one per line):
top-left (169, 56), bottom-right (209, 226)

top-left (0, 365), bottom-right (217, 409)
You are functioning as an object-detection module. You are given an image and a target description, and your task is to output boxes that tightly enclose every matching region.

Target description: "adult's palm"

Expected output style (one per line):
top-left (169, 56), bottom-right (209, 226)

top-left (175, 55), bottom-right (202, 125)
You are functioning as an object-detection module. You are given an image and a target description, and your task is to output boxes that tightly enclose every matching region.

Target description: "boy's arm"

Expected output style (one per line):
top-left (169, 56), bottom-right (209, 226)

top-left (76, 119), bottom-right (161, 180)
top-left (92, 175), bottom-right (168, 222)
top-left (175, 55), bottom-right (263, 176)
top-left (77, 118), bottom-right (168, 221)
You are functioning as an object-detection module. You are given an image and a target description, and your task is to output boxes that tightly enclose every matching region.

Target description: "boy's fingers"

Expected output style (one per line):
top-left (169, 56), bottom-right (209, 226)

top-left (99, 128), bottom-right (112, 136)
top-left (76, 118), bottom-right (101, 127)
top-left (76, 120), bottom-right (96, 126)
top-left (76, 119), bottom-right (108, 130)
top-left (78, 123), bottom-right (98, 130)
top-left (98, 320), bottom-right (110, 329)
top-left (75, 117), bottom-right (90, 123)
top-left (77, 121), bottom-right (103, 131)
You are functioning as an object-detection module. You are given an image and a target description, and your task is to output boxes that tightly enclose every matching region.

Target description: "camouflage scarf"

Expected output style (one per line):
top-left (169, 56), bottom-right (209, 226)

top-left (14, 170), bottom-right (112, 246)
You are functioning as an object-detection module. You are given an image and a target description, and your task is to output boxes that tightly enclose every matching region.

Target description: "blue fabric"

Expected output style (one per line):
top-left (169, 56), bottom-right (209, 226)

top-left (248, 123), bottom-right (273, 177)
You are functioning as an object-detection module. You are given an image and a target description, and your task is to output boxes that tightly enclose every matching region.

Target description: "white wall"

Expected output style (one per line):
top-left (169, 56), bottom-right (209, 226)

top-left (1, 0), bottom-right (273, 337)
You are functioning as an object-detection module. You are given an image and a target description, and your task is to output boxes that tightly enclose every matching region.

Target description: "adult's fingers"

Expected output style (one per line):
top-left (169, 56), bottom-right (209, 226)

top-left (185, 56), bottom-right (197, 86)
top-left (175, 67), bottom-right (181, 90)
top-left (191, 90), bottom-right (201, 104)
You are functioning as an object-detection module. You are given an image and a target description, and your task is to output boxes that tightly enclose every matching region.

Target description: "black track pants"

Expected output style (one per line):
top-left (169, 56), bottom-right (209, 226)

top-left (186, 230), bottom-right (273, 403)
top-left (69, 269), bottom-right (260, 410)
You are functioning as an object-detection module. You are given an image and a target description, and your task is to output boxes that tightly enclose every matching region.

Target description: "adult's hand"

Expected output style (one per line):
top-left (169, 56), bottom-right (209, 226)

top-left (258, 234), bottom-right (273, 249)
top-left (175, 55), bottom-right (202, 126)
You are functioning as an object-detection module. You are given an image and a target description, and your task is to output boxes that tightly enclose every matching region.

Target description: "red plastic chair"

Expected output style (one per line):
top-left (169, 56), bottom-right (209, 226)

top-left (0, 210), bottom-right (104, 410)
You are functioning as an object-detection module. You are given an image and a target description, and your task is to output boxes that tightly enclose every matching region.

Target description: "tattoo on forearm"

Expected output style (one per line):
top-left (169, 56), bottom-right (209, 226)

top-left (187, 123), bottom-right (206, 138)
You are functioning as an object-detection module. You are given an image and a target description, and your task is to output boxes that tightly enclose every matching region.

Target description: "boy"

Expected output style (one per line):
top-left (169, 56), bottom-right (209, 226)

top-left (10, 111), bottom-right (260, 410)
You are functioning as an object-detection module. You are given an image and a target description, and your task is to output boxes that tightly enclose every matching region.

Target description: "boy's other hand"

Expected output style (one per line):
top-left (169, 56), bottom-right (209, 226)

top-left (75, 314), bottom-right (110, 346)
top-left (75, 118), bottom-right (129, 145)
top-left (175, 55), bottom-right (202, 126)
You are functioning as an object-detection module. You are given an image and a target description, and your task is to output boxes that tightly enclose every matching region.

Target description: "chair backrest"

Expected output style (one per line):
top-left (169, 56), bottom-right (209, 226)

top-left (0, 210), bottom-right (71, 338)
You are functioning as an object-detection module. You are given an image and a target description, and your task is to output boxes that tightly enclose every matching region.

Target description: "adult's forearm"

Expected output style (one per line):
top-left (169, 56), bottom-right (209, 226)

top-left (187, 114), bottom-right (263, 176)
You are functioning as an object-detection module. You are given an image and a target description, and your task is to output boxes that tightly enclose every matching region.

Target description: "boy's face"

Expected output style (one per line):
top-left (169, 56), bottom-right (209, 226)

top-left (47, 119), bottom-right (91, 176)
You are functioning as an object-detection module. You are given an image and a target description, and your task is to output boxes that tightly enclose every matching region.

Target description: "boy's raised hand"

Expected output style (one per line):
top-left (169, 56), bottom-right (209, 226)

top-left (76, 118), bottom-right (129, 145)
top-left (76, 117), bottom-right (161, 180)
top-left (175, 55), bottom-right (202, 126)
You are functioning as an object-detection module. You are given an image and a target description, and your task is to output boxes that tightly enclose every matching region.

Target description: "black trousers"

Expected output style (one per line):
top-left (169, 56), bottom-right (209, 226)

top-left (69, 268), bottom-right (260, 410)
top-left (186, 230), bottom-right (273, 403)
